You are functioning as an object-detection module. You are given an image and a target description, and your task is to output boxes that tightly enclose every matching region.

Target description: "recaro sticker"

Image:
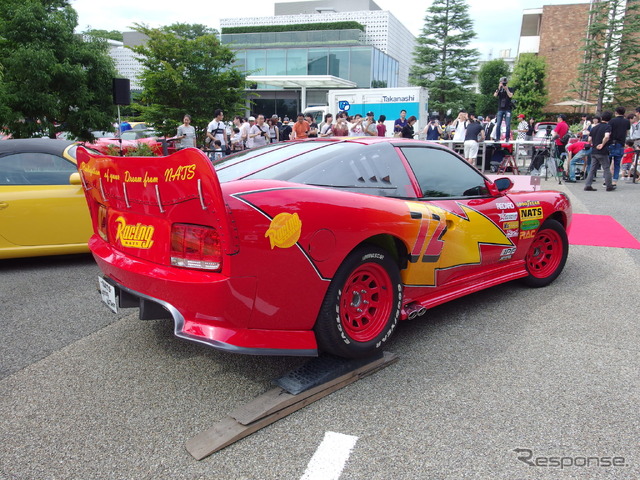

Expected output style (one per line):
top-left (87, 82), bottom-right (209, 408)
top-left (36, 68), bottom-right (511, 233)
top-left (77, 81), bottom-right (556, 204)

top-left (265, 212), bottom-right (302, 249)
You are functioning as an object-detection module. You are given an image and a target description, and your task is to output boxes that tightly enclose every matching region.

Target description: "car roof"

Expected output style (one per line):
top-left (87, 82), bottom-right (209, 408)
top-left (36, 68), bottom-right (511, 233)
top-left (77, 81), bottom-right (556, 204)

top-left (0, 138), bottom-right (76, 156)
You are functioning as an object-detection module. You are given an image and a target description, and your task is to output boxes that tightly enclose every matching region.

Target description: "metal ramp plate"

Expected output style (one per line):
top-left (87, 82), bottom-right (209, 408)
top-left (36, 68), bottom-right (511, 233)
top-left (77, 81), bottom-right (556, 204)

top-left (185, 351), bottom-right (398, 460)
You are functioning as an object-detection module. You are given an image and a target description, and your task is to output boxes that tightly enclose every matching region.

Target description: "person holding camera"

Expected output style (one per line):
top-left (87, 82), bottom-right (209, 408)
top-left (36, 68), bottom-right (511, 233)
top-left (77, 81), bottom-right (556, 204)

top-left (493, 76), bottom-right (514, 142)
top-left (249, 114), bottom-right (270, 147)
top-left (423, 117), bottom-right (443, 140)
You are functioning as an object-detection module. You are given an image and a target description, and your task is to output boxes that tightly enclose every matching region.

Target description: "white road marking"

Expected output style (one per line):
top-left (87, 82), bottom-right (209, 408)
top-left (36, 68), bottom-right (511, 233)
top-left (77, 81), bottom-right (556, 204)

top-left (300, 431), bottom-right (359, 480)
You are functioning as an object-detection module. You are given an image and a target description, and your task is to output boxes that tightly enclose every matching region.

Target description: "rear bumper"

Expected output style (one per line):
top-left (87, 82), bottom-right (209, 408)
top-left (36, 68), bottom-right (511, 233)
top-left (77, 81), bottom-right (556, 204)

top-left (91, 236), bottom-right (318, 356)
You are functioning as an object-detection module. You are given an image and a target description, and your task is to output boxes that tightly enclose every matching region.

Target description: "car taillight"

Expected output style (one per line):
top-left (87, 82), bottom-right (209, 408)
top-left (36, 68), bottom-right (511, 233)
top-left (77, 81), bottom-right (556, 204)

top-left (97, 205), bottom-right (108, 242)
top-left (170, 223), bottom-right (222, 271)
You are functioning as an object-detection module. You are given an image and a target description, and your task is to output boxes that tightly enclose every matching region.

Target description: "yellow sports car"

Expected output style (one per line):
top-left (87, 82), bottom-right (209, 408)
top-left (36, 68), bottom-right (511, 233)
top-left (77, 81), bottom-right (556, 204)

top-left (0, 139), bottom-right (93, 259)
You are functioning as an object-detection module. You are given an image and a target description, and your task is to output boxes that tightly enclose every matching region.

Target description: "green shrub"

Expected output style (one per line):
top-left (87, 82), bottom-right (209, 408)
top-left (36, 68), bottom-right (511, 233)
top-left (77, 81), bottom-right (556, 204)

top-left (221, 21), bottom-right (365, 34)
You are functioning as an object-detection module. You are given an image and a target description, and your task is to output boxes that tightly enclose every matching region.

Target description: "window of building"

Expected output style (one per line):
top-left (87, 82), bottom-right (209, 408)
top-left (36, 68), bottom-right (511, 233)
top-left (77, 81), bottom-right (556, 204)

top-left (308, 48), bottom-right (329, 75)
top-left (247, 50), bottom-right (266, 74)
top-left (328, 48), bottom-right (350, 79)
top-left (350, 47), bottom-right (373, 87)
top-left (287, 48), bottom-right (308, 75)
top-left (266, 49), bottom-right (287, 76)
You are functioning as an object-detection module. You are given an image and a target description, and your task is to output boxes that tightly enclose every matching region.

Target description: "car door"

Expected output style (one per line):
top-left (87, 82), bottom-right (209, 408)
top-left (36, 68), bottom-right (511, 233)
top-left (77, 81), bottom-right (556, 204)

top-left (0, 150), bottom-right (89, 246)
top-left (398, 145), bottom-right (519, 288)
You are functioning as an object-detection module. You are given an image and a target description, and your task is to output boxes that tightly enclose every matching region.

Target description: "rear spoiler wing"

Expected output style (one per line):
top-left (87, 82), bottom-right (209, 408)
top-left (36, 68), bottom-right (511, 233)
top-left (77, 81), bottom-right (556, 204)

top-left (75, 147), bottom-right (239, 255)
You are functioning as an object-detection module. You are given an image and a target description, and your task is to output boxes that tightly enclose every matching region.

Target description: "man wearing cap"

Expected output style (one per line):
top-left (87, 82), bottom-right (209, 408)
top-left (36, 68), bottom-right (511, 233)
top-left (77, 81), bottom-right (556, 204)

top-left (244, 116), bottom-right (256, 149)
top-left (364, 111), bottom-right (377, 136)
top-left (493, 76), bottom-right (514, 141)
top-left (249, 114), bottom-right (270, 147)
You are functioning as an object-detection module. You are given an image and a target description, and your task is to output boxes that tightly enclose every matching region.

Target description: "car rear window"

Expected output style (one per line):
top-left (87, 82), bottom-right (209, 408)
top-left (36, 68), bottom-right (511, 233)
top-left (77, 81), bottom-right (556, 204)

top-left (215, 142), bottom-right (334, 182)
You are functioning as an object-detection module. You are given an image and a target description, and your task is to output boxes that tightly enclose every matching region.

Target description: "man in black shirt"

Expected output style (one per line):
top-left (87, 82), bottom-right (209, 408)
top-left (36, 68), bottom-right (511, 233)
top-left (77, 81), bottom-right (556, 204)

top-left (608, 106), bottom-right (631, 185)
top-left (463, 113), bottom-right (485, 167)
top-left (585, 111), bottom-right (615, 191)
top-left (493, 77), bottom-right (514, 141)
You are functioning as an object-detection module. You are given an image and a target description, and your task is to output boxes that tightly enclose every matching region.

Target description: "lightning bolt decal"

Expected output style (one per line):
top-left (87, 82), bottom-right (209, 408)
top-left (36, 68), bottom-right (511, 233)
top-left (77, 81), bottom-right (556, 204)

top-left (403, 202), bottom-right (513, 286)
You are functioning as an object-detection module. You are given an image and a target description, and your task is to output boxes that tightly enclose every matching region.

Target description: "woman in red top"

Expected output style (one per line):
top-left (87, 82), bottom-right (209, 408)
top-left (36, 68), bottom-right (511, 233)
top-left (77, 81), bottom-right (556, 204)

top-left (332, 112), bottom-right (349, 136)
top-left (376, 115), bottom-right (387, 136)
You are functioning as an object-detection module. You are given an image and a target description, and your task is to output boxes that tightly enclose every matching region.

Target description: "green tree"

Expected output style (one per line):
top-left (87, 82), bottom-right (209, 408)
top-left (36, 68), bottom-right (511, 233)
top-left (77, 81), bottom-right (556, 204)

top-left (510, 53), bottom-right (548, 120)
top-left (409, 0), bottom-right (479, 118)
top-left (476, 59), bottom-right (510, 116)
top-left (575, 0), bottom-right (640, 111)
top-left (131, 23), bottom-right (246, 138)
top-left (0, 0), bottom-right (117, 139)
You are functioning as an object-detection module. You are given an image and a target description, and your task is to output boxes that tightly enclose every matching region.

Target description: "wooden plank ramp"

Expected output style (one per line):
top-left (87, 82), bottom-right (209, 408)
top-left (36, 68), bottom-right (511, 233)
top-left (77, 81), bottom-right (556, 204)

top-left (186, 351), bottom-right (398, 460)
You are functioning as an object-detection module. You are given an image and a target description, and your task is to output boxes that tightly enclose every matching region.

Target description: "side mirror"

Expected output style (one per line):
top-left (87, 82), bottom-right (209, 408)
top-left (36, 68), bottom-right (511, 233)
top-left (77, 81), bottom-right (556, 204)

top-left (494, 177), bottom-right (513, 192)
top-left (69, 172), bottom-right (82, 185)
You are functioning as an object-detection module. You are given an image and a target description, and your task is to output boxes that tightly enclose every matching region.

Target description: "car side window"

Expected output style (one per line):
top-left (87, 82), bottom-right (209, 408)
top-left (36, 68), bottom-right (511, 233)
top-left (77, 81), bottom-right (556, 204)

top-left (244, 142), bottom-right (417, 198)
top-left (0, 153), bottom-right (77, 185)
top-left (400, 146), bottom-right (489, 198)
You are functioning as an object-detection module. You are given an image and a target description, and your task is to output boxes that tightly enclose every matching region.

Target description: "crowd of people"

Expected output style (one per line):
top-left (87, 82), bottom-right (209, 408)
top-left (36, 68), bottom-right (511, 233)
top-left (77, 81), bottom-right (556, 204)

top-left (175, 78), bottom-right (640, 184)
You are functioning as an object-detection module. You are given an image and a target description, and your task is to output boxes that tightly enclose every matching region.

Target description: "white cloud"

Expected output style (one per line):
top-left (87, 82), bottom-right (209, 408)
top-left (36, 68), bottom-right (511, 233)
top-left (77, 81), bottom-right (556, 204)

top-left (71, 0), bottom-right (589, 58)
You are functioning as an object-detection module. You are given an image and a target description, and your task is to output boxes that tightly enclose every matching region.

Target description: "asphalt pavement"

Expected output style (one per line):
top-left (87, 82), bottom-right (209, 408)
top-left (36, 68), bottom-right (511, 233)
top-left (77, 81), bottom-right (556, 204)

top-left (1, 176), bottom-right (638, 479)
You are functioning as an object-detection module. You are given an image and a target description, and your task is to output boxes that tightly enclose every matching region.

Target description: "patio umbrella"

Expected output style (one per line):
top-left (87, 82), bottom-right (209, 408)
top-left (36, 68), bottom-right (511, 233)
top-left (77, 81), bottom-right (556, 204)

top-left (553, 99), bottom-right (596, 107)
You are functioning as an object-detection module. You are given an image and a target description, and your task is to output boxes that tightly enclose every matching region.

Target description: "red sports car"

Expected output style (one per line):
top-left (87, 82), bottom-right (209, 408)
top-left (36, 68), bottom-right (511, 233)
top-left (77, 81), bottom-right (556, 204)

top-left (76, 138), bottom-right (571, 358)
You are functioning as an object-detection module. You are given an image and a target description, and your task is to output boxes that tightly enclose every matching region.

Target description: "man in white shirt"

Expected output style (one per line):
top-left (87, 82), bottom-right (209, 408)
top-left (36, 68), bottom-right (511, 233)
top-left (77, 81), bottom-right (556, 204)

top-left (207, 109), bottom-right (227, 154)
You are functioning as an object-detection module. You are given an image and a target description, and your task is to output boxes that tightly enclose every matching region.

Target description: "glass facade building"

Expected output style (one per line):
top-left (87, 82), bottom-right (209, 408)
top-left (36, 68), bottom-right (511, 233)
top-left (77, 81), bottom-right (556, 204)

top-left (220, 1), bottom-right (416, 119)
top-left (230, 45), bottom-right (398, 89)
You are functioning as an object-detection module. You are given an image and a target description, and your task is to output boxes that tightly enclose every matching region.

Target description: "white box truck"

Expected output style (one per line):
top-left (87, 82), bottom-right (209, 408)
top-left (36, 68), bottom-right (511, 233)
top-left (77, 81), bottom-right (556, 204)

top-left (303, 87), bottom-right (429, 137)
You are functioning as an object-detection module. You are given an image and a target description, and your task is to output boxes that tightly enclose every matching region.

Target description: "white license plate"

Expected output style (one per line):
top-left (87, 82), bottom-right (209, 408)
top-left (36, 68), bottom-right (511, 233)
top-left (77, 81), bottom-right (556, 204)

top-left (98, 277), bottom-right (118, 314)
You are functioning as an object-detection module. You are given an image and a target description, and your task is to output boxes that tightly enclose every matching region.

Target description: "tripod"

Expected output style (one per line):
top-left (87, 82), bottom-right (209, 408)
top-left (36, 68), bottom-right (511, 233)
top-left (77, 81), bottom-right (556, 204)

top-left (530, 134), bottom-right (563, 184)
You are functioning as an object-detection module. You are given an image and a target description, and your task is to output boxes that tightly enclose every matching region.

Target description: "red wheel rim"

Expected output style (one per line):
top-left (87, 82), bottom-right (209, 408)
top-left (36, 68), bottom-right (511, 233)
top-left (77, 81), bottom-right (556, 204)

top-left (339, 263), bottom-right (393, 342)
top-left (526, 228), bottom-right (563, 279)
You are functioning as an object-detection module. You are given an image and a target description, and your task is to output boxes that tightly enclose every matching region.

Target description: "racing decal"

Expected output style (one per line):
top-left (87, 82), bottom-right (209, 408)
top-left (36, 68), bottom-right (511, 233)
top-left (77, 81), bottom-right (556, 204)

top-left (164, 164), bottom-right (196, 182)
top-left (499, 212), bottom-right (519, 222)
top-left (496, 202), bottom-right (515, 210)
top-left (505, 230), bottom-right (519, 238)
top-left (519, 206), bottom-right (543, 220)
top-left (115, 216), bottom-right (155, 249)
top-left (122, 170), bottom-right (159, 187)
top-left (503, 221), bottom-right (519, 230)
top-left (520, 219), bottom-right (541, 231)
top-left (520, 230), bottom-right (537, 240)
top-left (265, 212), bottom-right (302, 249)
top-left (516, 200), bottom-right (540, 207)
top-left (403, 202), bottom-right (513, 286)
top-left (501, 247), bottom-right (517, 256)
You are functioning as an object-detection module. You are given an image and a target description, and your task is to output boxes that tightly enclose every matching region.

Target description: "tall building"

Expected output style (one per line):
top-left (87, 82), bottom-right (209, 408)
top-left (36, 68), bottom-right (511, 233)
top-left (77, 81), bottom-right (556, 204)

top-left (518, 3), bottom-right (592, 112)
top-left (220, 0), bottom-right (416, 118)
top-left (107, 33), bottom-right (146, 91)
top-left (518, 0), bottom-right (639, 113)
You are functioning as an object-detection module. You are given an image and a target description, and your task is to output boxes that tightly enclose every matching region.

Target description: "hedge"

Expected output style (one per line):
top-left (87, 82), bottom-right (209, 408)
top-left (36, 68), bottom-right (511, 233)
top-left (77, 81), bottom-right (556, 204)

top-left (221, 22), bottom-right (365, 34)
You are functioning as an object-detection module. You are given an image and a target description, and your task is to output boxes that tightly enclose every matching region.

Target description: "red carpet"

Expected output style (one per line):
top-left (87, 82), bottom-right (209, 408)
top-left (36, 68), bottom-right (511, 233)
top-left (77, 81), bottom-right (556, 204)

top-left (568, 214), bottom-right (640, 249)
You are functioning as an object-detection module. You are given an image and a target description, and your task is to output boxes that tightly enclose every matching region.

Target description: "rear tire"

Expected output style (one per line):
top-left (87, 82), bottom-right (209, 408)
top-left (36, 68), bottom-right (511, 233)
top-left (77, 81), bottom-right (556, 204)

top-left (314, 246), bottom-right (402, 358)
top-left (521, 219), bottom-right (568, 288)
